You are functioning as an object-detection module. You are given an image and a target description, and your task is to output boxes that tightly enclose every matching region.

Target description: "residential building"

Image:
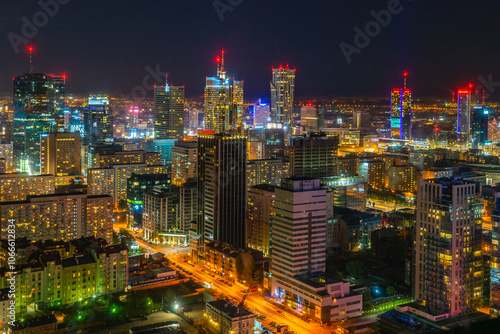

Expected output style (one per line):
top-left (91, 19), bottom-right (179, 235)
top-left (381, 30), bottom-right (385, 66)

top-left (388, 163), bottom-right (418, 193)
top-left (154, 81), bottom-right (185, 140)
top-left (0, 173), bottom-right (55, 202)
top-left (205, 300), bottom-right (255, 334)
top-left (247, 159), bottom-right (284, 188)
top-left (246, 184), bottom-right (275, 257)
top-left (171, 139), bottom-right (197, 186)
top-left (289, 133), bottom-right (338, 179)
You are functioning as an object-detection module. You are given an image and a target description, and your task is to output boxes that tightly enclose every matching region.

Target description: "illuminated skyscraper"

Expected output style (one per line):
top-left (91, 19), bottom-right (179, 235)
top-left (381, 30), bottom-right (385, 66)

top-left (40, 132), bottom-right (82, 179)
top-left (83, 94), bottom-right (113, 145)
top-left (414, 178), bottom-right (483, 316)
top-left (471, 105), bottom-right (489, 148)
top-left (13, 73), bottom-right (65, 172)
top-left (390, 88), bottom-right (411, 140)
top-left (270, 65), bottom-right (295, 130)
top-left (204, 51), bottom-right (244, 135)
top-left (197, 133), bottom-right (246, 253)
top-left (491, 194), bottom-right (500, 316)
top-left (457, 88), bottom-right (471, 144)
top-left (154, 77), bottom-right (185, 139)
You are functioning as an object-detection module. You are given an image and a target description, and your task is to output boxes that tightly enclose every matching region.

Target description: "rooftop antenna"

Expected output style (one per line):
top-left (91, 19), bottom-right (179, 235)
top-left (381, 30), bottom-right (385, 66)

top-left (28, 45), bottom-right (34, 74)
top-left (165, 74), bottom-right (170, 92)
top-left (403, 71), bottom-right (408, 90)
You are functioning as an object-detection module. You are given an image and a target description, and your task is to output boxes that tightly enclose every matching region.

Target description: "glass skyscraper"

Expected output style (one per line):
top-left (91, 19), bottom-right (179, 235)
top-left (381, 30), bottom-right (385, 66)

top-left (270, 65), bottom-right (295, 131)
top-left (13, 73), bottom-right (65, 172)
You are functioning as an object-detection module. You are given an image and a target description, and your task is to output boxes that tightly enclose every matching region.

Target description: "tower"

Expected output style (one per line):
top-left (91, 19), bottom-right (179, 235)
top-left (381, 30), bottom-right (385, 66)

top-left (270, 65), bottom-right (295, 131)
top-left (13, 73), bottom-right (65, 172)
top-left (154, 76), bottom-right (185, 140)
top-left (414, 178), bottom-right (483, 316)
top-left (390, 71), bottom-right (411, 140)
top-left (83, 94), bottom-right (113, 145)
top-left (204, 50), bottom-right (244, 135)
top-left (457, 88), bottom-right (472, 145)
top-left (471, 105), bottom-right (488, 148)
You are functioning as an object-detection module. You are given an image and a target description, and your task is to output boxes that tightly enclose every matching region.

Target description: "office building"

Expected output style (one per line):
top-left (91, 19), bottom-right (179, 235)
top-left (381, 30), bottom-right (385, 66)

top-left (246, 184), bottom-right (275, 257)
top-left (271, 178), bottom-right (327, 278)
top-left (353, 111), bottom-right (370, 128)
top-left (13, 73), bottom-right (65, 172)
top-left (471, 105), bottom-right (489, 149)
top-left (336, 156), bottom-right (358, 177)
top-left (289, 133), bottom-right (338, 179)
top-left (0, 193), bottom-right (113, 243)
top-left (247, 159), bottom-right (284, 188)
top-left (300, 106), bottom-right (318, 131)
top-left (388, 163), bottom-right (418, 193)
top-left (270, 178), bottom-right (362, 322)
top-left (270, 65), bottom-right (295, 130)
top-left (94, 150), bottom-right (161, 168)
top-left (204, 52), bottom-right (244, 135)
top-left (491, 194), bottom-right (500, 316)
top-left (143, 186), bottom-right (184, 244)
top-left (321, 176), bottom-right (366, 212)
top-left (390, 88), bottom-right (411, 140)
top-left (0, 173), bottom-right (55, 201)
top-left (143, 138), bottom-right (177, 169)
top-left (248, 128), bottom-right (284, 159)
top-left (87, 164), bottom-right (169, 205)
top-left (197, 133), bottom-right (246, 252)
top-left (457, 88), bottom-right (472, 145)
top-left (171, 139), bottom-right (197, 185)
top-left (414, 178), bottom-right (483, 316)
top-left (40, 132), bottom-right (81, 179)
top-left (127, 173), bottom-right (171, 227)
top-left (358, 159), bottom-right (385, 190)
top-left (180, 181), bottom-right (197, 234)
top-left (83, 94), bottom-right (113, 145)
top-left (253, 101), bottom-right (270, 129)
top-left (0, 143), bottom-right (13, 172)
top-left (154, 79), bottom-right (185, 139)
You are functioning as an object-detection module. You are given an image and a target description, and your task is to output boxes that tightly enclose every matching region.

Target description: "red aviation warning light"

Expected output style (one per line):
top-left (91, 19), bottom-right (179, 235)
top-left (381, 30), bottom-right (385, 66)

top-left (216, 56), bottom-right (220, 63)
top-left (62, 73), bottom-right (67, 79)
top-left (28, 45), bottom-right (34, 52)
top-left (403, 71), bottom-right (408, 77)
top-left (457, 89), bottom-right (469, 94)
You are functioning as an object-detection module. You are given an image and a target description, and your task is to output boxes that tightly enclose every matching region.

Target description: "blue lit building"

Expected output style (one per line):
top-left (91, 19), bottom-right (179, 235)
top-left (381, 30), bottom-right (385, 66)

top-left (471, 105), bottom-right (489, 149)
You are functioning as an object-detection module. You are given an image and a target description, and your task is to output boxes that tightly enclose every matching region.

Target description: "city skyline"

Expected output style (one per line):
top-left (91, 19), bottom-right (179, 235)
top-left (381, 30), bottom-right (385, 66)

top-left (0, 1), bottom-right (499, 99)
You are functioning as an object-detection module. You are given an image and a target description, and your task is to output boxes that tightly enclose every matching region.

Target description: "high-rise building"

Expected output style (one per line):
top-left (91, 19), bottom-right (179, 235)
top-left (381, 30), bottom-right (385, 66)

top-left (0, 173), bottom-right (55, 201)
top-left (353, 111), bottom-right (370, 128)
top-left (197, 133), bottom-right (246, 252)
top-left (0, 193), bottom-right (113, 243)
top-left (270, 65), bottom-right (295, 130)
top-left (40, 132), bottom-right (81, 177)
top-left (414, 178), bottom-right (483, 316)
top-left (204, 51), bottom-right (244, 135)
top-left (300, 106), bottom-right (318, 131)
top-left (246, 184), bottom-right (275, 257)
top-left (171, 139), bottom-right (197, 186)
top-left (179, 181), bottom-right (198, 234)
top-left (271, 178), bottom-right (327, 279)
top-left (471, 105), bottom-right (489, 149)
top-left (253, 101), bottom-right (270, 129)
top-left (0, 143), bottom-right (14, 173)
top-left (358, 159), bottom-right (385, 190)
top-left (321, 176), bottom-right (366, 212)
top-left (457, 88), bottom-right (472, 145)
top-left (247, 159), bottom-right (284, 188)
top-left (388, 163), bottom-right (418, 193)
top-left (248, 128), bottom-right (285, 159)
top-left (143, 138), bottom-right (177, 170)
top-left (142, 186), bottom-right (181, 243)
top-left (83, 94), bottom-right (113, 146)
top-left (289, 133), bottom-right (338, 179)
top-left (13, 73), bottom-right (65, 172)
top-left (94, 150), bottom-right (161, 168)
top-left (491, 194), bottom-right (500, 316)
top-left (390, 88), bottom-right (411, 140)
top-left (154, 79), bottom-right (185, 139)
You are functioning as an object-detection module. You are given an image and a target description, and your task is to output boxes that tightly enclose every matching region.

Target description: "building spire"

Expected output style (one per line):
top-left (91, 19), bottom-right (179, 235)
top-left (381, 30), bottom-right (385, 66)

top-left (28, 45), bottom-right (34, 74)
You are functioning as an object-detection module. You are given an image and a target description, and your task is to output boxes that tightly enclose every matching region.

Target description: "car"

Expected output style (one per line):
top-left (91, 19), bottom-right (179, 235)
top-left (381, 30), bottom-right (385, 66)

top-left (270, 322), bottom-right (277, 327)
top-left (228, 283), bottom-right (233, 287)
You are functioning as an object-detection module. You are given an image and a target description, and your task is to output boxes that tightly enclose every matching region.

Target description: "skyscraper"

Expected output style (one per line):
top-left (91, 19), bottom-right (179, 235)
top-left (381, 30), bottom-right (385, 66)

top-left (471, 105), bottom-right (489, 148)
top-left (83, 94), bottom-right (113, 146)
top-left (414, 178), bottom-right (483, 316)
top-left (457, 88), bottom-right (471, 144)
top-left (197, 133), bottom-right (246, 252)
top-left (491, 193), bottom-right (500, 316)
top-left (289, 133), bottom-right (338, 179)
top-left (270, 65), bottom-right (295, 130)
top-left (390, 88), bottom-right (411, 140)
top-left (171, 139), bottom-right (197, 186)
top-left (13, 73), bottom-right (65, 172)
top-left (40, 132), bottom-right (82, 177)
top-left (204, 51), bottom-right (244, 135)
top-left (154, 77), bottom-right (185, 139)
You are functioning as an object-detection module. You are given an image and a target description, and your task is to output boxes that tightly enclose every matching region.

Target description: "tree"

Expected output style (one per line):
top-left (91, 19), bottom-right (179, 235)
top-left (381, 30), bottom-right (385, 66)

top-left (386, 286), bottom-right (396, 297)
top-left (363, 290), bottom-right (373, 302)
top-left (118, 200), bottom-right (129, 212)
top-left (346, 261), bottom-right (363, 278)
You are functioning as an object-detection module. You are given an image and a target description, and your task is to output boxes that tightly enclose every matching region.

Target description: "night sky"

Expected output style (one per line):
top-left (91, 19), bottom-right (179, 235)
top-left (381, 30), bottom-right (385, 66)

top-left (1, 0), bottom-right (500, 100)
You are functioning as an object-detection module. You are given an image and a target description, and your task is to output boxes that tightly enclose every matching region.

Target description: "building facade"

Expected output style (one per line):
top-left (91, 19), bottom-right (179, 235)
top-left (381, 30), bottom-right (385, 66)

top-left (171, 139), bottom-right (197, 186)
top-left (154, 82), bottom-right (185, 140)
top-left (0, 173), bottom-right (55, 201)
top-left (246, 184), bottom-right (275, 257)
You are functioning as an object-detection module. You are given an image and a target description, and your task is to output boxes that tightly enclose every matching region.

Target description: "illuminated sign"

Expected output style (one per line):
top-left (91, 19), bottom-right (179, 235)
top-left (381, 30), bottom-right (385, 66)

top-left (391, 118), bottom-right (401, 128)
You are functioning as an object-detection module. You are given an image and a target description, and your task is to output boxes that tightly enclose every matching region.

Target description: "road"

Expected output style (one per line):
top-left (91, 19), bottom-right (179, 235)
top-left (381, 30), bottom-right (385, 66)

top-left (367, 199), bottom-right (413, 212)
top-left (124, 233), bottom-right (334, 334)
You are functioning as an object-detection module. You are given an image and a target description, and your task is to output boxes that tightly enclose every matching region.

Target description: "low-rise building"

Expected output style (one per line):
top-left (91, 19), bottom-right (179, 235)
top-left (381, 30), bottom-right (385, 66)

top-left (205, 300), bottom-right (255, 334)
